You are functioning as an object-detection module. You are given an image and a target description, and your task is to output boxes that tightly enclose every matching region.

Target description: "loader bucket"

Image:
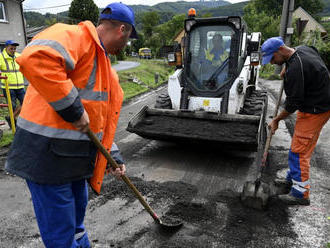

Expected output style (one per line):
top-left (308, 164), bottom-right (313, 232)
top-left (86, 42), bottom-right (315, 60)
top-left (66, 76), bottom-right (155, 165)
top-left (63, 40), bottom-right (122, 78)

top-left (127, 106), bottom-right (263, 151)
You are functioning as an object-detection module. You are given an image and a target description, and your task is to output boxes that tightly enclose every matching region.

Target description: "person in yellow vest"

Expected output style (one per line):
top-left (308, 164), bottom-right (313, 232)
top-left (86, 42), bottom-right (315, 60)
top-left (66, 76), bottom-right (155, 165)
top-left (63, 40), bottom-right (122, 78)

top-left (204, 34), bottom-right (228, 66)
top-left (5, 2), bottom-right (138, 247)
top-left (201, 34), bottom-right (229, 89)
top-left (0, 40), bottom-right (25, 127)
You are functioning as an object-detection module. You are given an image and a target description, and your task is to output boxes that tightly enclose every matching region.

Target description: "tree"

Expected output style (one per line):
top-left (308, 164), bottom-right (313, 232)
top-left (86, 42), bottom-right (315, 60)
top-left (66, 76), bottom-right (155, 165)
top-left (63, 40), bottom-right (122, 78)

top-left (155, 14), bottom-right (185, 46)
top-left (141, 11), bottom-right (160, 38)
top-left (68, 0), bottom-right (99, 25)
top-left (243, 3), bottom-right (281, 41)
top-left (251, 0), bottom-right (324, 18)
top-left (243, 0), bottom-right (325, 41)
top-left (131, 32), bottom-right (145, 52)
top-left (24, 11), bottom-right (46, 27)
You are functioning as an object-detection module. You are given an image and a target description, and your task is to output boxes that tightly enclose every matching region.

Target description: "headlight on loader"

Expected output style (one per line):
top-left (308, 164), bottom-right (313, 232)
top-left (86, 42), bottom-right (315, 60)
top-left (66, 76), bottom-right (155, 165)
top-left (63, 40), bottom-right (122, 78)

top-left (168, 52), bottom-right (177, 66)
top-left (250, 52), bottom-right (260, 66)
top-left (168, 52), bottom-right (176, 63)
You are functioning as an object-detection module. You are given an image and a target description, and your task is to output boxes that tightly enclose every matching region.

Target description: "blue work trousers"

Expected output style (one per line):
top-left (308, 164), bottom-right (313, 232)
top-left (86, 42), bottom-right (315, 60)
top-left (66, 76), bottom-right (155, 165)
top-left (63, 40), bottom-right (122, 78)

top-left (26, 179), bottom-right (91, 248)
top-left (2, 88), bottom-right (25, 111)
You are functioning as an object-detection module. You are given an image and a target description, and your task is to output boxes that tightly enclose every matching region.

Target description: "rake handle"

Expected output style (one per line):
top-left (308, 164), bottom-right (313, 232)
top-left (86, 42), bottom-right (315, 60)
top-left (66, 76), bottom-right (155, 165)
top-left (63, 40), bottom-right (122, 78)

top-left (86, 127), bottom-right (160, 223)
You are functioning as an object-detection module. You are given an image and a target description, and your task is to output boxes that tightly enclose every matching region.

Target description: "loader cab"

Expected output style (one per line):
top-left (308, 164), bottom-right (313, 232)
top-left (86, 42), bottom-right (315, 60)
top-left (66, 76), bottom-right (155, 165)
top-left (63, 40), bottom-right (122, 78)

top-left (184, 16), bottom-right (247, 98)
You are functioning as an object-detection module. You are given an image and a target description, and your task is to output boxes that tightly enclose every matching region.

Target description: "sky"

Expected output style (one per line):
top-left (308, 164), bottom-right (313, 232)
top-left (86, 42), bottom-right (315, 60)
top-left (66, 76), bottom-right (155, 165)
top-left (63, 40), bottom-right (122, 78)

top-left (23, 0), bottom-right (249, 14)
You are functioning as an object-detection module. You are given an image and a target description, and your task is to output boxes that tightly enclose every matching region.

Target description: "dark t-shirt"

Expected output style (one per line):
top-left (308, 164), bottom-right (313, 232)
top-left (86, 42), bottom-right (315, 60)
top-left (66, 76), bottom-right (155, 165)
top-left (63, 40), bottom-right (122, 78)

top-left (284, 45), bottom-right (330, 113)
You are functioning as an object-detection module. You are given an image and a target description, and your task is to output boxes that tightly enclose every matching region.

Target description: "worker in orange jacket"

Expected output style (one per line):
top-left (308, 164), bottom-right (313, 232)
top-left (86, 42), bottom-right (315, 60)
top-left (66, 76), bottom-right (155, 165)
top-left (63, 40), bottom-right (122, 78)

top-left (5, 2), bottom-right (137, 247)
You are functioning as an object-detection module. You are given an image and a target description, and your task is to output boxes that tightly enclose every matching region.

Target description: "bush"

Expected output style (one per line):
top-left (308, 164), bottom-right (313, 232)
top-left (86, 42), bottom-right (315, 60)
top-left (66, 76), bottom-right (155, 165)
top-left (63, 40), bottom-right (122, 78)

top-left (318, 42), bottom-right (330, 70)
top-left (304, 30), bottom-right (330, 70)
top-left (116, 50), bottom-right (126, 61)
top-left (259, 64), bottom-right (281, 80)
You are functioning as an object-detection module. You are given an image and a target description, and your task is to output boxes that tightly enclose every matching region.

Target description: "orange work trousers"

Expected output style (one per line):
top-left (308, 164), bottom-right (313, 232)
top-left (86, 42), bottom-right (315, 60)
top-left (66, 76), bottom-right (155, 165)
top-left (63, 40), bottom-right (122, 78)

top-left (287, 110), bottom-right (330, 199)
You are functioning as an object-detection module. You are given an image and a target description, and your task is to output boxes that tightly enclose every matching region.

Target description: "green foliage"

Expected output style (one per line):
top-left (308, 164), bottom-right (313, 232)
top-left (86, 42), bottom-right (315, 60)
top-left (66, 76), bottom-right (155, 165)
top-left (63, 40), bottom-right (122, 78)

top-left (141, 12), bottom-right (183, 57)
top-left (249, 0), bottom-right (324, 18)
top-left (141, 11), bottom-right (160, 38)
top-left (200, 2), bottom-right (247, 17)
top-left (321, 21), bottom-right (330, 34)
top-left (68, 0), bottom-right (99, 25)
top-left (131, 32), bottom-right (145, 52)
top-left (116, 49), bottom-right (126, 61)
top-left (155, 14), bottom-right (185, 46)
top-left (145, 33), bottom-right (162, 57)
top-left (45, 17), bottom-right (57, 26)
top-left (243, 3), bottom-right (280, 41)
top-left (259, 64), bottom-right (280, 80)
top-left (131, 1), bottom-right (229, 15)
top-left (24, 11), bottom-right (45, 27)
top-left (118, 59), bottom-right (173, 100)
top-left (304, 31), bottom-right (330, 69)
top-left (0, 131), bottom-right (14, 147)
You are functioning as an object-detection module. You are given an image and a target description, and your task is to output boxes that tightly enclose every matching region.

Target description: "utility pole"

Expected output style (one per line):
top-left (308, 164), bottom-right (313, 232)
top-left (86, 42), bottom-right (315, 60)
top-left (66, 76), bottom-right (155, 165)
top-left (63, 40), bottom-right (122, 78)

top-left (276, 0), bottom-right (295, 73)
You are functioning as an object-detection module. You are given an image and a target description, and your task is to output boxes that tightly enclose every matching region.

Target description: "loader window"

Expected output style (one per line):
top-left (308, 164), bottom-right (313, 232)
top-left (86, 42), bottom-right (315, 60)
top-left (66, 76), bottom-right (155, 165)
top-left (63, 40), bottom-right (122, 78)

top-left (187, 25), bottom-right (234, 91)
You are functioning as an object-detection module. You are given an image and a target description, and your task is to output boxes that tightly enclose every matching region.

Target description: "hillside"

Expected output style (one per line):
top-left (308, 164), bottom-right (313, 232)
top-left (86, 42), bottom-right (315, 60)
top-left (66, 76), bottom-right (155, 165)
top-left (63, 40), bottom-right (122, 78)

top-left (199, 1), bottom-right (248, 16)
top-left (130, 0), bottom-right (230, 14)
top-left (24, 0), bottom-right (330, 29)
top-left (24, 0), bottom-right (234, 28)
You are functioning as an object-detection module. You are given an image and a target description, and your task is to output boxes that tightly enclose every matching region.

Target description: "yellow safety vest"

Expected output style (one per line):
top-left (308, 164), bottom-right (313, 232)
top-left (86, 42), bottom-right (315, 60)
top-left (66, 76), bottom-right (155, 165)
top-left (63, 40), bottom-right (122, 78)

top-left (0, 49), bottom-right (24, 89)
top-left (204, 48), bottom-right (229, 67)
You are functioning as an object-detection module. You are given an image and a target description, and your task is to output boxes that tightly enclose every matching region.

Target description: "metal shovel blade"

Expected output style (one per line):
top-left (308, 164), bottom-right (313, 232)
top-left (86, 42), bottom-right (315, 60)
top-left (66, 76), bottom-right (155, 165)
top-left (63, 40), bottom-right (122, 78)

top-left (156, 216), bottom-right (183, 231)
top-left (241, 180), bottom-right (270, 210)
top-left (87, 127), bottom-right (184, 231)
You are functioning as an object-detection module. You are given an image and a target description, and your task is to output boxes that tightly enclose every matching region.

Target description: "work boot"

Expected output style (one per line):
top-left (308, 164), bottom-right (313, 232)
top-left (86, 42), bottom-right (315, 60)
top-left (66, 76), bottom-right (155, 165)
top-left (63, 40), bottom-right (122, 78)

top-left (5, 116), bottom-right (16, 129)
top-left (274, 178), bottom-right (292, 195)
top-left (278, 193), bottom-right (310, 206)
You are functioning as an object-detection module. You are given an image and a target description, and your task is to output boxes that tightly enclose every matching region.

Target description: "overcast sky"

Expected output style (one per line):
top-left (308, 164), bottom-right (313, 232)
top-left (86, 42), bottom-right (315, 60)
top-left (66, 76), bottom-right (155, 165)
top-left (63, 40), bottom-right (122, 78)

top-left (23, 0), bottom-right (249, 14)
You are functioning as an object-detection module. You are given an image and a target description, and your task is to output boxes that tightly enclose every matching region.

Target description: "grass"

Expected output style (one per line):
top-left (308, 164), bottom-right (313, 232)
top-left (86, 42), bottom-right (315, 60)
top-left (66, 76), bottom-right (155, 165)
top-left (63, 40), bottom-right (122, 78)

top-left (118, 58), bottom-right (173, 101)
top-left (0, 130), bottom-right (14, 147)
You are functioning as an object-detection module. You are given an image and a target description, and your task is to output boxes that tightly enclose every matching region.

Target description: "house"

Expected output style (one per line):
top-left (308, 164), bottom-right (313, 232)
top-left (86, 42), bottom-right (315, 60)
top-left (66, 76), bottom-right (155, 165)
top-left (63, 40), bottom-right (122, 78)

top-left (0, 0), bottom-right (27, 52)
top-left (173, 29), bottom-right (185, 44)
top-left (293, 6), bottom-right (327, 38)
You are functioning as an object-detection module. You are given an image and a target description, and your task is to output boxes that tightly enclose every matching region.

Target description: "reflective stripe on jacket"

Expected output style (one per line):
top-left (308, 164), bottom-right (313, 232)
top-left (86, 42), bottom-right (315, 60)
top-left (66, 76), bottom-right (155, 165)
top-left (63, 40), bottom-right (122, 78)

top-left (0, 49), bottom-right (24, 89)
top-left (16, 21), bottom-right (124, 193)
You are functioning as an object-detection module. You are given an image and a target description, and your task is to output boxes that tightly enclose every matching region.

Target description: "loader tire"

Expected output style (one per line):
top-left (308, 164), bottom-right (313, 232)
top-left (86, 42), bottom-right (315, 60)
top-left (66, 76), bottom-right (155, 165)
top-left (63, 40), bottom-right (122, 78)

top-left (154, 93), bottom-right (172, 109)
top-left (240, 90), bottom-right (267, 116)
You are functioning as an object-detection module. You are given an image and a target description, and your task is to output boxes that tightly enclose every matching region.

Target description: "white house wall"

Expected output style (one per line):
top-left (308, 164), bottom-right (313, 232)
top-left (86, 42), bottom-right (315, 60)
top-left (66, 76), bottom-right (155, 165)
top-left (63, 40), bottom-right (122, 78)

top-left (0, 0), bottom-right (26, 52)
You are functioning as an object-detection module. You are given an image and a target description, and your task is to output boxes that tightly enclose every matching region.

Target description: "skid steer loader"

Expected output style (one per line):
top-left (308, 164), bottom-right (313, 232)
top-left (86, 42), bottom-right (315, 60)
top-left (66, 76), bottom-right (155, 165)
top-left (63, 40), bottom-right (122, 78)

top-left (127, 12), bottom-right (268, 151)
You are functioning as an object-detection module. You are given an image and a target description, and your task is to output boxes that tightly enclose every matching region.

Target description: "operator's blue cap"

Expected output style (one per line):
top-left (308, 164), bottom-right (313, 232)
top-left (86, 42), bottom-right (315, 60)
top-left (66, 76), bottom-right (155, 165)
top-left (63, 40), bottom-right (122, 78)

top-left (5, 40), bottom-right (19, 46)
top-left (261, 37), bottom-right (284, 65)
top-left (100, 2), bottom-right (138, 39)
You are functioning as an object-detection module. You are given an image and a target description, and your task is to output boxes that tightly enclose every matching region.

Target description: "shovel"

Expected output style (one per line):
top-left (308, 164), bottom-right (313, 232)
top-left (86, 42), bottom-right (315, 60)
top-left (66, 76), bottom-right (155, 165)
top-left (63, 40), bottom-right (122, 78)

top-left (241, 80), bottom-right (284, 210)
top-left (86, 127), bottom-right (183, 230)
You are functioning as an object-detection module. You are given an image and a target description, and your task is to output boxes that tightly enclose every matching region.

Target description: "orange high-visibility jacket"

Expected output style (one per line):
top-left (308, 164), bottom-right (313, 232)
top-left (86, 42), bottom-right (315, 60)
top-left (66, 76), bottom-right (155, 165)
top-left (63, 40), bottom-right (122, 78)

top-left (16, 21), bottom-right (123, 193)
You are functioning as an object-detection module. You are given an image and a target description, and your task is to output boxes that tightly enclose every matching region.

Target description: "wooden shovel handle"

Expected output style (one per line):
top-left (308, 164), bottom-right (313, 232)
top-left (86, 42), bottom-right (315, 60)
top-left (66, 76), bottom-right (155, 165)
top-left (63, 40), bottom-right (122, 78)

top-left (261, 81), bottom-right (285, 167)
top-left (86, 127), bottom-right (160, 223)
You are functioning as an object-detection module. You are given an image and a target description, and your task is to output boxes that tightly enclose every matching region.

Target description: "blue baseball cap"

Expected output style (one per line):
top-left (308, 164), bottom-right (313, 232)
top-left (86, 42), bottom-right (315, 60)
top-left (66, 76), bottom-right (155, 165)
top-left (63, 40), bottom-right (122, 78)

top-left (100, 2), bottom-right (138, 39)
top-left (261, 37), bottom-right (284, 65)
top-left (5, 40), bottom-right (19, 46)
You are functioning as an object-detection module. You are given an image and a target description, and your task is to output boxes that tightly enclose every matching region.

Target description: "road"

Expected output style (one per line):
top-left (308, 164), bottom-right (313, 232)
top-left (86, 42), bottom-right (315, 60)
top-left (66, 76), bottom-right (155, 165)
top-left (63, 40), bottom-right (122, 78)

top-left (112, 60), bottom-right (140, 72)
top-left (0, 80), bottom-right (329, 247)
